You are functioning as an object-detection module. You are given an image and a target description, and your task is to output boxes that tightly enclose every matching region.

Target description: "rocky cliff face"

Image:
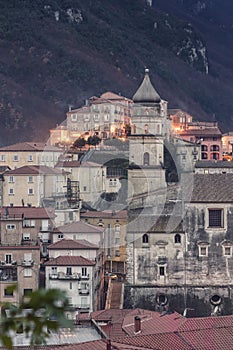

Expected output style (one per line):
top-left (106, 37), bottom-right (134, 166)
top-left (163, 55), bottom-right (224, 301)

top-left (0, 0), bottom-right (232, 145)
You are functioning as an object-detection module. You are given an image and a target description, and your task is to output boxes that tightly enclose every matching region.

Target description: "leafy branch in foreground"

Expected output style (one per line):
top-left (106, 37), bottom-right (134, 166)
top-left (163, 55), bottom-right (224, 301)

top-left (0, 287), bottom-right (71, 349)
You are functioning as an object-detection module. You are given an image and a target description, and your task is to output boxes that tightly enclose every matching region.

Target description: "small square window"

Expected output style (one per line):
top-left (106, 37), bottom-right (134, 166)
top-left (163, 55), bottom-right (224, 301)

top-left (199, 246), bottom-right (208, 257)
top-left (24, 289), bottom-right (32, 296)
top-left (4, 288), bottom-right (13, 297)
top-left (13, 155), bottom-right (18, 162)
top-left (0, 155), bottom-right (5, 162)
top-left (208, 209), bottom-right (223, 227)
top-left (9, 176), bottom-right (14, 183)
top-left (24, 268), bottom-right (32, 277)
top-left (28, 155), bottom-right (33, 162)
top-left (28, 176), bottom-right (33, 183)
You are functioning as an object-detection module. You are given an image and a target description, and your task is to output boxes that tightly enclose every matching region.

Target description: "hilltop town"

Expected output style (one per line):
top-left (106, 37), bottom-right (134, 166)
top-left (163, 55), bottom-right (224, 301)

top-left (1, 69), bottom-right (233, 349)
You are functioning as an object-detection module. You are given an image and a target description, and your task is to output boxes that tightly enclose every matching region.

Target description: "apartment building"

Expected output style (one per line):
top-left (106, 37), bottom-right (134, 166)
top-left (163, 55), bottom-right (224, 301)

top-left (2, 165), bottom-right (69, 208)
top-left (45, 256), bottom-right (95, 318)
top-left (0, 142), bottom-right (63, 169)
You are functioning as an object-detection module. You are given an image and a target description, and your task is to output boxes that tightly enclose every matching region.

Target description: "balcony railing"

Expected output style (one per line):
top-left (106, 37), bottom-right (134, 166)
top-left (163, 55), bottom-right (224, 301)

top-left (49, 273), bottom-right (81, 280)
top-left (78, 289), bottom-right (89, 295)
top-left (0, 275), bottom-right (17, 282)
top-left (80, 274), bottom-right (89, 280)
top-left (0, 261), bottom-right (17, 266)
top-left (22, 260), bottom-right (34, 267)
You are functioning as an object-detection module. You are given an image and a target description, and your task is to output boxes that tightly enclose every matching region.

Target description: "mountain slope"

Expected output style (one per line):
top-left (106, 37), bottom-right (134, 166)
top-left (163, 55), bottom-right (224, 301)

top-left (0, 0), bottom-right (232, 145)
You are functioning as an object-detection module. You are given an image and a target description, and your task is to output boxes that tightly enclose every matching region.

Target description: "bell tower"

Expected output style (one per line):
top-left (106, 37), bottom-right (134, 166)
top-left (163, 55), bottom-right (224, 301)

top-left (128, 69), bottom-right (169, 212)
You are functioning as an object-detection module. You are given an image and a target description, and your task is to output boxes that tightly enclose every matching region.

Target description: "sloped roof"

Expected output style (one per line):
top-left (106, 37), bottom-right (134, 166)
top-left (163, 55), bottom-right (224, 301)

top-left (4, 165), bottom-right (66, 176)
top-left (190, 174), bottom-right (233, 202)
top-left (0, 206), bottom-right (55, 219)
top-left (0, 142), bottom-right (61, 152)
top-left (180, 128), bottom-right (222, 137)
top-left (133, 69), bottom-right (161, 104)
top-left (81, 210), bottom-right (127, 220)
top-left (195, 160), bottom-right (233, 168)
top-left (48, 239), bottom-right (98, 250)
top-left (53, 220), bottom-right (104, 234)
top-left (44, 255), bottom-right (95, 266)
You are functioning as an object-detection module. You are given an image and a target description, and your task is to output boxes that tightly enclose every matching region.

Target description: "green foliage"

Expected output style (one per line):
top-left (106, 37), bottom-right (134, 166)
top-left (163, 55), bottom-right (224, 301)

top-left (0, 287), bottom-right (71, 349)
top-left (73, 137), bottom-right (86, 150)
top-left (87, 135), bottom-right (101, 147)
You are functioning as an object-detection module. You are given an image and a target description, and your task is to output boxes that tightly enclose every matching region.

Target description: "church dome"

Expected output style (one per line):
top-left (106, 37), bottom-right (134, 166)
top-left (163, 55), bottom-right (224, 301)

top-left (133, 69), bottom-right (161, 103)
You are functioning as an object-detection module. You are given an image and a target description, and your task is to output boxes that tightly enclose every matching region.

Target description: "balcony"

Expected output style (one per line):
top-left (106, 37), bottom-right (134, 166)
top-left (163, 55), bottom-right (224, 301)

top-left (0, 261), bottom-right (17, 266)
top-left (22, 260), bottom-right (34, 267)
top-left (49, 272), bottom-right (81, 280)
top-left (40, 226), bottom-right (53, 232)
top-left (80, 274), bottom-right (89, 280)
top-left (78, 289), bottom-right (89, 295)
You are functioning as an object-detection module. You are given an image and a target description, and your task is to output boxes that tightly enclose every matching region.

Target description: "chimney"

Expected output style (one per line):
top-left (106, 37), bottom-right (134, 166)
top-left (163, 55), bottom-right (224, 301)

top-left (134, 316), bottom-right (141, 333)
top-left (106, 339), bottom-right (111, 350)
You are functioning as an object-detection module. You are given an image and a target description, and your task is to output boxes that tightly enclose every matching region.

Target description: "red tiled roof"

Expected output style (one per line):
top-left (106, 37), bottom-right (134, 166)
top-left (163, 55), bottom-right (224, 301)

top-left (53, 221), bottom-right (104, 234)
top-left (0, 206), bottom-right (55, 219)
top-left (113, 333), bottom-right (192, 350)
top-left (48, 239), bottom-right (98, 250)
top-left (180, 128), bottom-right (222, 137)
top-left (100, 91), bottom-right (131, 101)
top-left (81, 210), bottom-right (128, 220)
top-left (44, 255), bottom-right (95, 266)
top-left (5, 166), bottom-right (67, 176)
top-left (177, 314), bottom-right (233, 331)
top-left (0, 142), bottom-right (61, 152)
top-left (122, 309), bottom-right (184, 336)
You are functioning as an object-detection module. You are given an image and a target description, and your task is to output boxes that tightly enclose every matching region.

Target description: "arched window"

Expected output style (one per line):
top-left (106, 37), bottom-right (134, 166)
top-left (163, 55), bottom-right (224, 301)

top-left (142, 234), bottom-right (149, 244)
top-left (201, 145), bottom-right (208, 152)
top-left (174, 234), bottom-right (181, 244)
top-left (143, 152), bottom-right (150, 166)
top-left (144, 124), bottom-right (149, 134)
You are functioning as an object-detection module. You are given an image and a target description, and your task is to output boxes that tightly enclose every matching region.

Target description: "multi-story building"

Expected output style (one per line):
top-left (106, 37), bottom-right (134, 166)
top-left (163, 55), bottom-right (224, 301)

top-left (45, 255), bottom-right (96, 318)
top-left (47, 239), bottom-right (98, 261)
top-left (0, 142), bottom-right (63, 169)
top-left (2, 165), bottom-right (69, 208)
top-left (56, 91), bottom-right (132, 143)
top-left (81, 210), bottom-right (127, 275)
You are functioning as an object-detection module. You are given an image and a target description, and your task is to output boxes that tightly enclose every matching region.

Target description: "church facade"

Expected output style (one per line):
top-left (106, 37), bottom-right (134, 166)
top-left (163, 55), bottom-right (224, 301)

top-left (125, 70), bottom-right (233, 316)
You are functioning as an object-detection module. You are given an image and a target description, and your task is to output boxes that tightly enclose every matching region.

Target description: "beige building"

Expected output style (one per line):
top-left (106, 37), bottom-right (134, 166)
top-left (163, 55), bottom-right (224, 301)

top-left (0, 142), bottom-right (63, 169)
top-left (81, 210), bottom-right (127, 275)
top-left (49, 91), bottom-right (133, 145)
top-left (2, 165), bottom-right (69, 208)
top-left (47, 239), bottom-right (98, 261)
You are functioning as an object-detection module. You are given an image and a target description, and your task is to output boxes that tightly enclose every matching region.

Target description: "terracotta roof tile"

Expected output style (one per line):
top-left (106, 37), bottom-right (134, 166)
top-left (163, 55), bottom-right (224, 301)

top-left (48, 239), bottom-right (98, 250)
top-left (180, 128), bottom-right (222, 137)
top-left (53, 221), bottom-right (104, 234)
top-left (5, 165), bottom-right (66, 176)
top-left (195, 160), bottom-right (233, 168)
top-left (0, 142), bottom-right (61, 152)
top-left (81, 210), bottom-right (128, 220)
top-left (44, 255), bottom-right (95, 266)
top-left (0, 206), bottom-right (55, 219)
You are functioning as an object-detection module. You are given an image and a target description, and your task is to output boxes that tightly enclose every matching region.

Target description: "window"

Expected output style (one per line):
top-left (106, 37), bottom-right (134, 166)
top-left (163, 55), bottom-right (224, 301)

top-left (24, 268), bottom-right (32, 277)
top-left (24, 289), bottom-right (32, 296)
top-left (13, 155), bottom-right (18, 162)
top-left (201, 145), bottom-right (208, 152)
top-left (28, 155), bottom-right (33, 162)
top-left (83, 186), bottom-right (87, 191)
top-left (143, 153), bottom-right (150, 166)
top-left (159, 266), bottom-right (165, 276)
top-left (208, 209), bottom-right (223, 227)
top-left (115, 250), bottom-right (120, 257)
top-left (158, 246), bottom-right (165, 256)
top-left (174, 234), bottom-right (181, 244)
top-left (0, 155), bottom-right (5, 162)
top-left (5, 254), bottom-right (12, 264)
top-left (82, 267), bottom-right (87, 276)
top-left (115, 238), bottom-right (120, 245)
top-left (51, 267), bottom-right (57, 274)
top-left (4, 288), bottom-right (13, 297)
top-left (28, 176), bottom-right (33, 183)
top-left (70, 282), bottom-right (72, 290)
top-left (142, 234), bottom-right (149, 244)
top-left (9, 176), bottom-right (14, 183)
top-left (28, 188), bottom-right (34, 195)
top-left (67, 267), bottom-right (72, 275)
top-left (144, 124), bottom-right (148, 134)
top-left (9, 188), bottom-right (14, 195)
top-left (224, 246), bottom-right (232, 256)
top-left (6, 224), bottom-right (15, 230)
top-left (58, 234), bottom-right (63, 239)
top-left (23, 233), bottom-right (30, 240)
top-left (198, 245), bottom-right (208, 257)
top-left (24, 253), bottom-right (32, 261)
top-left (71, 114), bottom-right (77, 122)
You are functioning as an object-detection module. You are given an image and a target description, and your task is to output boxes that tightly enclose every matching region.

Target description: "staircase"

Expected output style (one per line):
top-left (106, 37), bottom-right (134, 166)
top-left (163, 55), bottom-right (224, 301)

top-left (105, 279), bottom-right (124, 309)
